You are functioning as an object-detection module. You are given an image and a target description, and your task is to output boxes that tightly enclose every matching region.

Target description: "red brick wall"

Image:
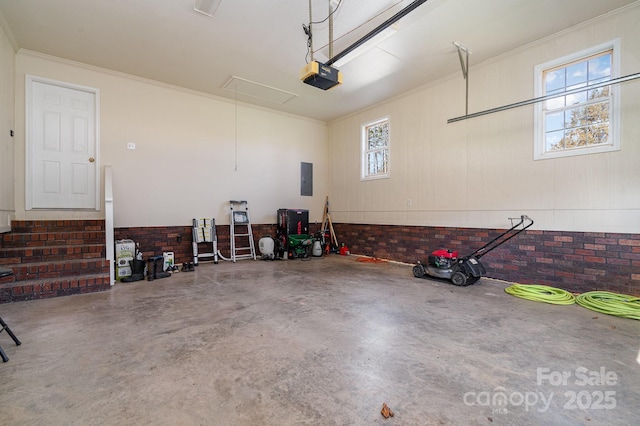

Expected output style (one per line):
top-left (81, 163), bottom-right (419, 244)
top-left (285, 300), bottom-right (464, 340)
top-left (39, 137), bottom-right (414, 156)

top-left (332, 223), bottom-right (640, 295)
top-left (115, 223), bottom-right (278, 265)
top-left (116, 222), bottom-right (640, 295)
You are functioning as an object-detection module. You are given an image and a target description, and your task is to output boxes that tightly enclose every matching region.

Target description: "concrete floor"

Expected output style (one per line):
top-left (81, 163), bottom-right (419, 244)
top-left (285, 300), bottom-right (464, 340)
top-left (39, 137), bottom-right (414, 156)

top-left (0, 255), bottom-right (638, 425)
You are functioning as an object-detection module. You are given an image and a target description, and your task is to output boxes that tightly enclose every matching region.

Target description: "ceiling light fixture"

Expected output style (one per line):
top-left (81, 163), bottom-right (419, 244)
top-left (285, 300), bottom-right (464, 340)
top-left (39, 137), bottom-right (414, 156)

top-left (194, 0), bottom-right (222, 17)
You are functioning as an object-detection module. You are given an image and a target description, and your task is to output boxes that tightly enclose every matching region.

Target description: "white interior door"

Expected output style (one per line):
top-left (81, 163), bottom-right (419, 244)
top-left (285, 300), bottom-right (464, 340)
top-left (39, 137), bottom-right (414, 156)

top-left (27, 76), bottom-right (100, 210)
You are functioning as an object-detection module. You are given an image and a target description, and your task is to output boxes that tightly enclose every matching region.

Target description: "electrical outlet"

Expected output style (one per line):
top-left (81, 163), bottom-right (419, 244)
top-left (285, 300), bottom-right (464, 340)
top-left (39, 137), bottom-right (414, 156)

top-left (127, 142), bottom-right (136, 150)
top-left (407, 199), bottom-right (413, 206)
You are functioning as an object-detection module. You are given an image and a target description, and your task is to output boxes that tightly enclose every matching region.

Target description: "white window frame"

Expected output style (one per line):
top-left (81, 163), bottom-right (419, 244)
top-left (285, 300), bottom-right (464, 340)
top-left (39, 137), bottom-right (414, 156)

top-left (361, 116), bottom-right (390, 181)
top-left (534, 39), bottom-right (620, 160)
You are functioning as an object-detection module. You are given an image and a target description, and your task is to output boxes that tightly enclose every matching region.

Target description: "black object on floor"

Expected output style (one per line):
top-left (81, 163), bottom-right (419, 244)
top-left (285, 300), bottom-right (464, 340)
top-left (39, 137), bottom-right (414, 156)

top-left (1, 316), bottom-right (22, 362)
top-left (0, 268), bottom-right (21, 361)
top-left (121, 259), bottom-right (146, 282)
top-left (147, 256), bottom-right (170, 281)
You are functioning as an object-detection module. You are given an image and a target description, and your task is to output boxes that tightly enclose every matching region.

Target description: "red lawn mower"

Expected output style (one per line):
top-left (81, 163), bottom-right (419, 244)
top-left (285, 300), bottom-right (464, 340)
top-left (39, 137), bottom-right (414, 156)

top-left (413, 215), bottom-right (534, 286)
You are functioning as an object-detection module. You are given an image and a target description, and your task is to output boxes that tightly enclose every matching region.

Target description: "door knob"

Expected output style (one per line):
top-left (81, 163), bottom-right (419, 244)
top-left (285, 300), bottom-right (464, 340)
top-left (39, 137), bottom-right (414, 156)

top-left (89, 157), bottom-right (95, 163)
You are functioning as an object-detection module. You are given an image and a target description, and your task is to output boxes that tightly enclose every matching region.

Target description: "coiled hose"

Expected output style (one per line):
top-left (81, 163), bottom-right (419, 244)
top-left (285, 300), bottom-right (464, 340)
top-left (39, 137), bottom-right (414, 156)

top-left (505, 285), bottom-right (640, 320)
top-left (575, 291), bottom-right (640, 320)
top-left (505, 284), bottom-right (576, 305)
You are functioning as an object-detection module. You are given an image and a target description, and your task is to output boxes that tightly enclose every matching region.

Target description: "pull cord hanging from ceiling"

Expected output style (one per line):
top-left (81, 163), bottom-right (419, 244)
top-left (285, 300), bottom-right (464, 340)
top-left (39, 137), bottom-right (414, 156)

top-left (234, 83), bottom-right (238, 172)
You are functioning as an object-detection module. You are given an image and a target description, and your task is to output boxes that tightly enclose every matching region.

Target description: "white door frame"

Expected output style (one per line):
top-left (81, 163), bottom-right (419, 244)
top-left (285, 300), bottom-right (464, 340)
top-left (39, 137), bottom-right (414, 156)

top-left (25, 74), bottom-right (101, 210)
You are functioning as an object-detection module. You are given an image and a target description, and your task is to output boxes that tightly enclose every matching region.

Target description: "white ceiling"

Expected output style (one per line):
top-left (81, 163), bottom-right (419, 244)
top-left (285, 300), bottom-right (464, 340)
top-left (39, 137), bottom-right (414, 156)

top-left (0, 0), bottom-right (636, 122)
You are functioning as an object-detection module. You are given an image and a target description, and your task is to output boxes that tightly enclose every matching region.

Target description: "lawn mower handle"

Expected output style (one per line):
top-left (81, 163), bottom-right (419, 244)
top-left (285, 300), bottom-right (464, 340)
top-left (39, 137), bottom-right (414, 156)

top-left (467, 215), bottom-right (534, 260)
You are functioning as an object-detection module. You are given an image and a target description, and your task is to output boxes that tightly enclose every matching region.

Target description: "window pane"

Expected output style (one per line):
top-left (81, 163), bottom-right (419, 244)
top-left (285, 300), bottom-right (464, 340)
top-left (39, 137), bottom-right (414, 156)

top-left (545, 111), bottom-right (564, 131)
top-left (567, 82), bottom-right (587, 91)
top-left (545, 130), bottom-right (564, 151)
top-left (588, 54), bottom-right (611, 81)
top-left (377, 150), bottom-right (388, 173)
top-left (565, 127), bottom-right (587, 148)
top-left (566, 62), bottom-right (587, 87)
top-left (367, 152), bottom-right (375, 174)
top-left (367, 123), bottom-right (388, 150)
top-left (545, 96), bottom-right (565, 110)
top-left (588, 86), bottom-right (609, 101)
top-left (564, 107), bottom-right (586, 128)
top-left (367, 150), bottom-right (387, 175)
top-left (545, 69), bottom-right (565, 92)
top-left (566, 90), bottom-right (586, 105)
top-left (587, 123), bottom-right (609, 145)
top-left (587, 101), bottom-right (609, 124)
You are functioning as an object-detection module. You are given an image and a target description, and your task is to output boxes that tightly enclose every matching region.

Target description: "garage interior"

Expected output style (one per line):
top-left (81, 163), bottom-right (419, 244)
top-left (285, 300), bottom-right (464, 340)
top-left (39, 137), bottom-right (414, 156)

top-left (1, 0), bottom-right (639, 424)
top-left (2, 257), bottom-right (640, 425)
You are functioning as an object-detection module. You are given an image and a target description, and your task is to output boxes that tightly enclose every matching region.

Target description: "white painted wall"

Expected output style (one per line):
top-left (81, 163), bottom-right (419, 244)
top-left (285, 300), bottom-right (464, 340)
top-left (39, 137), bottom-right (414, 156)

top-left (0, 22), bottom-right (15, 232)
top-left (14, 52), bottom-right (329, 227)
top-left (327, 4), bottom-right (640, 233)
top-left (8, 4), bottom-right (640, 233)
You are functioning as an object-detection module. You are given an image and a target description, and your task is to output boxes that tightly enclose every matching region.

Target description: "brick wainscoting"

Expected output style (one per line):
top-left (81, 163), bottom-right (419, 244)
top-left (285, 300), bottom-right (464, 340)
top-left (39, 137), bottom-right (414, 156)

top-left (115, 223), bottom-right (639, 295)
top-left (332, 223), bottom-right (640, 296)
top-left (115, 224), bottom-right (278, 266)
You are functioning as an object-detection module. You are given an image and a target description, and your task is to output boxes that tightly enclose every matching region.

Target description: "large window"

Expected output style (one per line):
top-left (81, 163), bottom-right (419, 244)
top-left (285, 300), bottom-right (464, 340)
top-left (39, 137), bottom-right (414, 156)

top-left (361, 117), bottom-right (390, 180)
top-left (534, 40), bottom-right (620, 160)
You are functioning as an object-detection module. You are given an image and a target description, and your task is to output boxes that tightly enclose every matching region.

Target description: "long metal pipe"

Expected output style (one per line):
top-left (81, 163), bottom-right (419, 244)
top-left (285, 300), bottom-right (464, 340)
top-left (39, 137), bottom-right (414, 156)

top-left (447, 72), bottom-right (640, 124)
top-left (326, 0), bottom-right (429, 67)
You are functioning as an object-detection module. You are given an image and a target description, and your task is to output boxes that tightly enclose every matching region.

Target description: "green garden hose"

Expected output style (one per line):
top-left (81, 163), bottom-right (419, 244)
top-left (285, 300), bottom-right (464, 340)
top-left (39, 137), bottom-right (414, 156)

top-left (575, 291), bottom-right (640, 320)
top-left (505, 284), bottom-right (576, 305)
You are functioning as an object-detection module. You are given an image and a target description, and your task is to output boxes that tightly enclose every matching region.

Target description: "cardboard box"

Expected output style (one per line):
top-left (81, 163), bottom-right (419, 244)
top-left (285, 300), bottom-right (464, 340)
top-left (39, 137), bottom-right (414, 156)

top-left (117, 265), bottom-right (132, 280)
top-left (115, 239), bottom-right (136, 260)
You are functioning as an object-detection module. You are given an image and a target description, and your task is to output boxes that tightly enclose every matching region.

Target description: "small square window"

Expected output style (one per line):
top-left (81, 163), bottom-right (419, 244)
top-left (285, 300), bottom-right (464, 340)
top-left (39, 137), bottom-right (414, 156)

top-left (362, 117), bottom-right (390, 180)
